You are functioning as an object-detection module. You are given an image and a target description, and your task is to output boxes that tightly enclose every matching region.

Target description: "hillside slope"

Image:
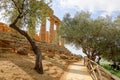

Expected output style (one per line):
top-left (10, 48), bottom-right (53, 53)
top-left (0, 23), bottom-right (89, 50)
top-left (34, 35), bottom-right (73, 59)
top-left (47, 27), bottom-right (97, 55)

top-left (0, 27), bottom-right (82, 80)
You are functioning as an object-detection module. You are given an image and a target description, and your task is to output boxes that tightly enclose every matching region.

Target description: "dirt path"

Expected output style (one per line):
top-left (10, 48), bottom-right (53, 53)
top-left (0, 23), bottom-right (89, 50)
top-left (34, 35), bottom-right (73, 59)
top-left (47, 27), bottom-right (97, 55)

top-left (60, 60), bottom-right (93, 80)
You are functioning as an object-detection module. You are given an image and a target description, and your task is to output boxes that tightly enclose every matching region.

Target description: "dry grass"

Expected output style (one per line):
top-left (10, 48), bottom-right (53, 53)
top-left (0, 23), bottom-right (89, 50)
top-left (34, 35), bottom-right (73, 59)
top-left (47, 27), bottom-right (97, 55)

top-left (0, 50), bottom-right (81, 80)
top-left (0, 52), bottom-right (59, 80)
top-left (0, 31), bottom-right (82, 80)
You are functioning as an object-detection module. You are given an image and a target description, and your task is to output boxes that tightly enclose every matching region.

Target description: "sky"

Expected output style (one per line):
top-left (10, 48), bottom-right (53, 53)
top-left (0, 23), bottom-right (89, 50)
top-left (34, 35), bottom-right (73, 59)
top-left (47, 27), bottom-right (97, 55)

top-left (51, 0), bottom-right (120, 20)
top-left (50, 0), bottom-right (120, 56)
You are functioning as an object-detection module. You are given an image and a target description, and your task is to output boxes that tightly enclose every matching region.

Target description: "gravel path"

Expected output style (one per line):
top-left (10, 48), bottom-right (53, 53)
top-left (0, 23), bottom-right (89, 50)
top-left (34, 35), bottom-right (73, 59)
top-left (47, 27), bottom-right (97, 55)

top-left (60, 60), bottom-right (93, 80)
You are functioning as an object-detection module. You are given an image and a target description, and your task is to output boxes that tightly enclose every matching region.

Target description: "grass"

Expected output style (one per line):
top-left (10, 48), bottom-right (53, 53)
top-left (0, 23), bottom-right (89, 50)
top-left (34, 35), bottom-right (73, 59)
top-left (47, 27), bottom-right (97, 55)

top-left (101, 62), bottom-right (120, 78)
top-left (0, 50), bottom-right (81, 80)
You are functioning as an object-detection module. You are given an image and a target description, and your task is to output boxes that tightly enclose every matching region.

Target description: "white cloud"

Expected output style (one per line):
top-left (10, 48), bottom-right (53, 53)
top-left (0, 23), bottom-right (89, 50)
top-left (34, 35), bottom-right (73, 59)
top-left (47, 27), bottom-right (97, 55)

top-left (100, 11), bottom-right (112, 17)
top-left (59, 0), bottom-right (120, 16)
top-left (65, 44), bottom-right (86, 57)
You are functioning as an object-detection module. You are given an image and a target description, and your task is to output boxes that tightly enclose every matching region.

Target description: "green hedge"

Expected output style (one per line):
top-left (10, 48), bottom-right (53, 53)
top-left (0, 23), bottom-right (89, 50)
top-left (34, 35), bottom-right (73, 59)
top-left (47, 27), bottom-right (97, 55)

top-left (101, 63), bottom-right (120, 78)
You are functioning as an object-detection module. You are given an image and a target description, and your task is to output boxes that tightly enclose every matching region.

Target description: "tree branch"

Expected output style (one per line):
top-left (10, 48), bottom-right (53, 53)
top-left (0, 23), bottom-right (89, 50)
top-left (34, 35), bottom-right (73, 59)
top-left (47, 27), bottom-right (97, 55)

top-left (20, 0), bottom-right (25, 13)
top-left (10, 0), bottom-right (26, 25)
top-left (10, 14), bottom-right (21, 25)
top-left (12, 0), bottom-right (21, 14)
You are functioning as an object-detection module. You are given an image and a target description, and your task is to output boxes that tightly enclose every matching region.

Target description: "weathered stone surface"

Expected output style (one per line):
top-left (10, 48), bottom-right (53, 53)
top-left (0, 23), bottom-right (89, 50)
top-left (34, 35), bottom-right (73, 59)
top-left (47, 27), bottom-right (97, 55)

top-left (47, 69), bottom-right (56, 75)
top-left (60, 54), bottom-right (68, 59)
top-left (47, 53), bottom-right (55, 58)
top-left (43, 66), bottom-right (49, 71)
top-left (54, 54), bottom-right (60, 59)
top-left (17, 47), bottom-right (28, 55)
top-left (42, 52), bottom-right (47, 59)
top-left (0, 22), bottom-right (10, 32)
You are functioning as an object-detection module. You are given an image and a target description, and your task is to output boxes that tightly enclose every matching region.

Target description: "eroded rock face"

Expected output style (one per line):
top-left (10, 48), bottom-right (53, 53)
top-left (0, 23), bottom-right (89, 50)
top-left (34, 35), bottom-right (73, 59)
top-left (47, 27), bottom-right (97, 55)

top-left (17, 47), bottom-right (28, 55)
top-left (0, 22), bottom-right (10, 32)
top-left (60, 54), bottom-right (68, 59)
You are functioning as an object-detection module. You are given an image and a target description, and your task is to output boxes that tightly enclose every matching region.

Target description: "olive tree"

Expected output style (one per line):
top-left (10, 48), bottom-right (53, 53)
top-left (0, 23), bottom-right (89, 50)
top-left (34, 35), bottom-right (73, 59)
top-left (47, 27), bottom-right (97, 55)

top-left (0, 0), bottom-right (52, 74)
top-left (59, 12), bottom-right (120, 64)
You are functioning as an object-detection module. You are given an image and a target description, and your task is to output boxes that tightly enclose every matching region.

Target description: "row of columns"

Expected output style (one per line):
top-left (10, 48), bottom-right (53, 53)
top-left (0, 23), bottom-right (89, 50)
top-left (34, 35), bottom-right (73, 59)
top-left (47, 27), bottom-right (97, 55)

top-left (38, 15), bottom-right (64, 46)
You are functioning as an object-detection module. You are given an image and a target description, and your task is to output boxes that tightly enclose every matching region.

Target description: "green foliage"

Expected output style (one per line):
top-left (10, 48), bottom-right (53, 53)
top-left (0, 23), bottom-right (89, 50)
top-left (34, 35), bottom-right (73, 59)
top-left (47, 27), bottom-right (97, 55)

top-left (101, 63), bottom-right (120, 78)
top-left (59, 11), bottom-right (120, 62)
top-left (0, 0), bottom-right (53, 74)
top-left (0, 0), bottom-right (52, 36)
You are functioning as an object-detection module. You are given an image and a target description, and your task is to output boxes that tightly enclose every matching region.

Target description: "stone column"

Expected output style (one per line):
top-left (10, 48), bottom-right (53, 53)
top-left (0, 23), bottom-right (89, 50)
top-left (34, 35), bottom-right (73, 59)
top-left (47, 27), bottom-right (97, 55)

top-left (54, 30), bottom-right (57, 40)
top-left (46, 31), bottom-right (50, 43)
top-left (61, 38), bottom-right (64, 46)
top-left (49, 16), bottom-right (54, 43)
top-left (39, 18), bottom-right (46, 42)
top-left (55, 21), bottom-right (60, 45)
top-left (55, 22), bottom-right (60, 32)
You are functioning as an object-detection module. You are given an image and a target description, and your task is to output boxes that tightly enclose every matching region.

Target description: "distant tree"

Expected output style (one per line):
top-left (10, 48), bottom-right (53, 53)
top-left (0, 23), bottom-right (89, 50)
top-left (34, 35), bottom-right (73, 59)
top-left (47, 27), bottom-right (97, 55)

top-left (0, 0), bottom-right (52, 74)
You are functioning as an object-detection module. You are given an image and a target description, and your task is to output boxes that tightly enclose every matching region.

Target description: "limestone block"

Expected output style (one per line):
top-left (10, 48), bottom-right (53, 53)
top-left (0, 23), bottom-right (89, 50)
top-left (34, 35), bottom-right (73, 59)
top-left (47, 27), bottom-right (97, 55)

top-left (17, 47), bottom-right (28, 55)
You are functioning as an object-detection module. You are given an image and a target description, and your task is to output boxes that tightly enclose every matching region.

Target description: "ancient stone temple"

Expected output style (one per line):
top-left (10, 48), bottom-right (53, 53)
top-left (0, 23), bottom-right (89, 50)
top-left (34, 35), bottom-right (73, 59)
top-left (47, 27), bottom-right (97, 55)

top-left (39, 15), bottom-right (62, 45)
top-left (36, 2), bottom-right (64, 46)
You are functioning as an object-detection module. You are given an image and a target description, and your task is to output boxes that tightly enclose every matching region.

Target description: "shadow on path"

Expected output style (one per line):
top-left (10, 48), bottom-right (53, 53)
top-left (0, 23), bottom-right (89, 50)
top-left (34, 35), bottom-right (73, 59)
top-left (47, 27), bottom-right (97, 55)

top-left (67, 68), bottom-right (90, 75)
top-left (72, 63), bottom-right (84, 66)
top-left (60, 60), bottom-right (93, 80)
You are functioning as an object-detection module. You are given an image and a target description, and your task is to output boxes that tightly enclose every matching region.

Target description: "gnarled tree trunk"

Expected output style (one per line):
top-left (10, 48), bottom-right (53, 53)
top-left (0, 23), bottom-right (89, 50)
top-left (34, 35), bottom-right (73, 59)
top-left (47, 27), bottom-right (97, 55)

top-left (9, 23), bottom-right (43, 74)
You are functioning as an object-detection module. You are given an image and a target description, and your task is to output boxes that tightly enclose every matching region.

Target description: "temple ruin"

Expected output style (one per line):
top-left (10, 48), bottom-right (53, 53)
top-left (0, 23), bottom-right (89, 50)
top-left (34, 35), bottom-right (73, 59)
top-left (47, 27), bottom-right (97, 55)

top-left (37, 2), bottom-right (64, 46)
top-left (0, 1), bottom-right (64, 46)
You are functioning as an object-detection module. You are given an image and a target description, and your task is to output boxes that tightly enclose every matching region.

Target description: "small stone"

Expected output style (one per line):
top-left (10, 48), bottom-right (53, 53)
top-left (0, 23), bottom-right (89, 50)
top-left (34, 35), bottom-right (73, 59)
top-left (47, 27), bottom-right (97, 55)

top-left (43, 66), bottom-right (49, 71)
top-left (60, 54), bottom-right (68, 59)
top-left (1, 69), bottom-right (4, 73)
top-left (48, 69), bottom-right (56, 75)
top-left (17, 47), bottom-right (28, 55)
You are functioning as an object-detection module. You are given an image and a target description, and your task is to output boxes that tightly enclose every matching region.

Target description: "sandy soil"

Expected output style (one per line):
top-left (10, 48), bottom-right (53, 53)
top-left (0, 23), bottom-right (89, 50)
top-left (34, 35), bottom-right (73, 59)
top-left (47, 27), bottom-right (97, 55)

top-left (60, 60), bottom-right (93, 80)
top-left (0, 52), bottom-right (62, 80)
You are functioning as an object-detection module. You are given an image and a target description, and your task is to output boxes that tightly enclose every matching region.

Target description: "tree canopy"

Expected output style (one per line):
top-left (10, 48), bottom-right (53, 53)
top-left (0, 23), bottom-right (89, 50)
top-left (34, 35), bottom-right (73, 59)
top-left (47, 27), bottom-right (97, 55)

top-left (59, 11), bottom-right (120, 63)
top-left (0, 0), bottom-right (52, 74)
top-left (0, 0), bottom-right (51, 36)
